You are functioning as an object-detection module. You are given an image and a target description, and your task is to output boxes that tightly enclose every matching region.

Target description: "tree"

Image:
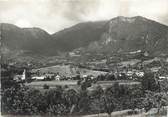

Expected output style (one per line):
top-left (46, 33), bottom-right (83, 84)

top-left (160, 79), bottom-right (168, 92)
top-left (105, 73), bottom-right (116, 81)
top-left (43, 84), bottom-right (50, 89)
top-left (22, 88), bottom-right (47, 114)
top-left (90, 85), bottom-right (104, 116)
top-left (141, 91), bottom-right (168, 113)
top-left (1, 87), bottom-right (47, 115)
top-left (80, 79), bottom-right (92, 90)
top-left (101, 85), bottom-right (119, 117)
top-left (63, 89), bottom-right (79, 114)
top-left (91, 85), bottom-right (104, 99)
top-left (153, 92), bottom-right (168, 113)
top-left (141, 72), bottom-right (160, 92)
top-left (45, 87), bottom-right (68, 115)
top-left (78, 90), bottom-right (91, 113)
top-left (128, 86), bottom-right (143, 111)
top-left (142, 91), bottom-right (155, 112)
top-left (101, 93), bottom-right (118, 117)
top-left (105, 82), bottom-right (120, 98)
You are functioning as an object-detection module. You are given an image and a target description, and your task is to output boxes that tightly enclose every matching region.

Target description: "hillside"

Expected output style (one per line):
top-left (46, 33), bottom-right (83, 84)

top-left (1, 23), bottom-right (59, 56)
top-left (32, 65), bottom-right (107, 77)
top-left (86, 16), bottom-right (168, 55)
top-left (52, 21), bottom-right (107, 51)
top-left (1, 16), bottom-right (168, 64)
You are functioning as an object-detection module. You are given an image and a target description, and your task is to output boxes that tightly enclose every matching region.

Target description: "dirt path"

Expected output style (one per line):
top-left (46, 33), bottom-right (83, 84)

top-left (82, 108), bottom-right (167, 117)
top-left (83, 109), bottom-right (132, 117)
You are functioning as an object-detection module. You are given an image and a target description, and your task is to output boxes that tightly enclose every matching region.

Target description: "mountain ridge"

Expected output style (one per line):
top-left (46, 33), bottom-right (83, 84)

top-left (1, 16), bottom-right (168, 58)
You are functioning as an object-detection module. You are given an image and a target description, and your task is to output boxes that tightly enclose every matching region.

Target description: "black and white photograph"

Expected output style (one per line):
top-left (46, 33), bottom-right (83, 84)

top-left (1, 0), bottom-right (168, 117)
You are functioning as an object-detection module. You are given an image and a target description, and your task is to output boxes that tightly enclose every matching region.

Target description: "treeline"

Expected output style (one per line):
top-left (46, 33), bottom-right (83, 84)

top-left (2, 81), bottom-right (168, 116)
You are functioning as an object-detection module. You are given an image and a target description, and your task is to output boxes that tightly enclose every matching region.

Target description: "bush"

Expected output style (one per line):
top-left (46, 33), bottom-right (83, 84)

top-left (77, 80), bottom-right (81, 85)
top-left (141, 72), bottom-right (160, 92)
top-left (63, 85), bottom-right (69, 89)
top-left (43, 84), bottom-right (50, 89)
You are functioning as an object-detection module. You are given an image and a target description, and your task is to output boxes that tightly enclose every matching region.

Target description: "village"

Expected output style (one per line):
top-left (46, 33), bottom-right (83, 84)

top-left (12, 59), bottom-right (168, 89)
top-left (2, 0), bottom-right (168, 116)
top-left (2, 57), bottom-right (168, 117)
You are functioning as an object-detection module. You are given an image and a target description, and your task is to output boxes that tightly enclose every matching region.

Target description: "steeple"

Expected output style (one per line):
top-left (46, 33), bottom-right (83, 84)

top-left (22, 69), bottom-right (26, 80)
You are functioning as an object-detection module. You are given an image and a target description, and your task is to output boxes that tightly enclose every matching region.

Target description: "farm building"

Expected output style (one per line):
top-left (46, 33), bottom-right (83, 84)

top-left (55, 75), bottom-right (61, 80)
top-left (13, 69), bottom-right (26, 81)
top-left (135, 71), bottom-right (144, 77)
top-left (32, 76), bottom-right (46, 80)
top-left (159, 76), bottom-right (168, 80)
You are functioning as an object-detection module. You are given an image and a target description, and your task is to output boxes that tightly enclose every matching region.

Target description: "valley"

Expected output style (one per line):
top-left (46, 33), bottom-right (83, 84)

top-left (1, 16), bottom-right (168, 117)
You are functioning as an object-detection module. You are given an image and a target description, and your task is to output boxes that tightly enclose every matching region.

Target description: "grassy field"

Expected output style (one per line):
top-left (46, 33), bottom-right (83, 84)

top-left (87, 80), bottom-right (141, 91)
top-left (120, 59), bottom-right (141, 67)
top-left (26, 80), bottom-right (141, 90)
top-left (25, 80), bottom-right (78, 89)
top-left (97, 80), bottom-right (141, 87)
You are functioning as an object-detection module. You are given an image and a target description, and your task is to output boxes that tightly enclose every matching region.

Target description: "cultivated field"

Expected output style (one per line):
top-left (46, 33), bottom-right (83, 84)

top-left (32, 65), bottom-right (107, 77)
top-left (97, 80), bottom-right (141, 87)
top-left (88, 80), bottom-right (141, 90)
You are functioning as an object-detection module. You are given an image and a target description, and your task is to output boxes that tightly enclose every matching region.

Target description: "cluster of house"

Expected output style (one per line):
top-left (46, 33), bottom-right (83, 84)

top-left (127, 69), bottom-right (168, 80)
top-left (31, 73), bottom-right (61, 81)
top-left (158, 75), bottom-right (168, 80)
top-left (14, 69), bottom-right (62, 81)
top-left (13, 67), bottom-right (168, 82)
top-left (14, 69), bottom-right (26, 81)
top-left (126, 70), bottom-right (144, 78)
top-left (126, 69), bottom-right (168, 80)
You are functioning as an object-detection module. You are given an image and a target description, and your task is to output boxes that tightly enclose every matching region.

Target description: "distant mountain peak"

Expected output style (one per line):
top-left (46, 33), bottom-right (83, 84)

top-left (22, 27), bottom-right (50, 35)
top-left (110, 16), bottom-right (148, 24)
top-left (1, 23), bottom-right (20, 30)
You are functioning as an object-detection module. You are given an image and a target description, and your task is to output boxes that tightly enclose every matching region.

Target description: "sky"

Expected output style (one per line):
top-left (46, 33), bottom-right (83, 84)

top-left (0, 0), bottom-right (168, 34)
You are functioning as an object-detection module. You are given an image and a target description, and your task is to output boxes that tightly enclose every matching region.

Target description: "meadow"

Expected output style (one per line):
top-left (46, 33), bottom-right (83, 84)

top-left (32, 65), bottom-right (107, 77)
top-left (25, 80), bottom-right (78, 89)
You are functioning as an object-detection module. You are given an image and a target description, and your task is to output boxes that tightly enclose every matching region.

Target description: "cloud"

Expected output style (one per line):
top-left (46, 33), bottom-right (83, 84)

top-left (0, 0), bottom-right (168, 33)
top-left (48, 0), bottom-right (100, 21)
top-left (128, 0), bottom-right (168, 24)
